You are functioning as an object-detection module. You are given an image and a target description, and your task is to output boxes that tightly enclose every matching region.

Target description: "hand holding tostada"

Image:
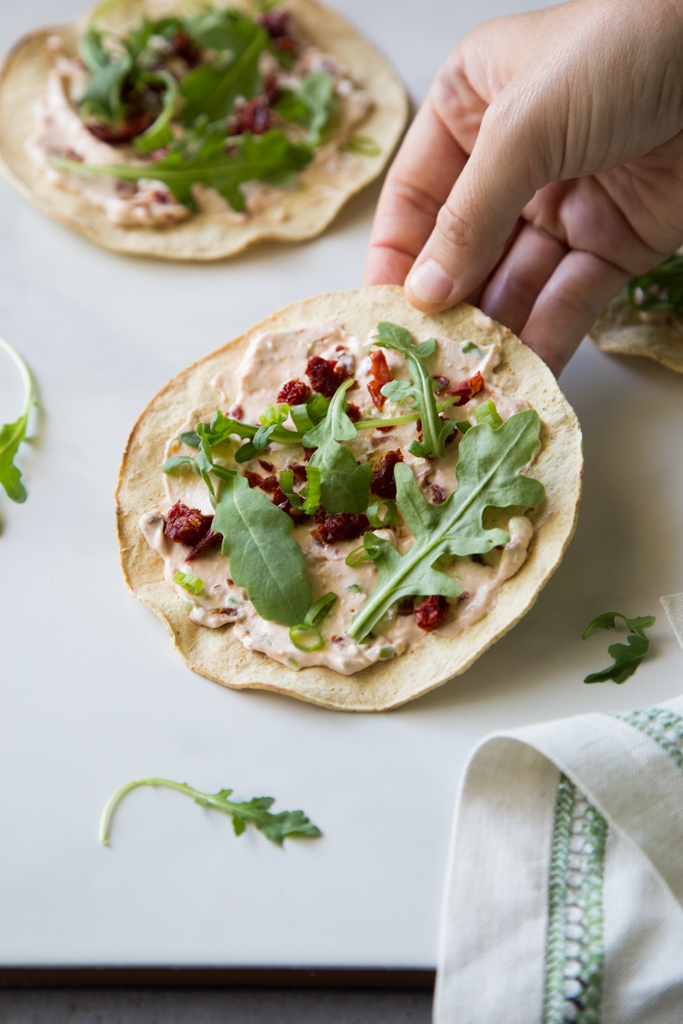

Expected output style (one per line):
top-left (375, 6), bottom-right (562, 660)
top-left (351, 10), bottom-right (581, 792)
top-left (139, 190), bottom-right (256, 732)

top-left (3, 0), bottom-right (683, 712)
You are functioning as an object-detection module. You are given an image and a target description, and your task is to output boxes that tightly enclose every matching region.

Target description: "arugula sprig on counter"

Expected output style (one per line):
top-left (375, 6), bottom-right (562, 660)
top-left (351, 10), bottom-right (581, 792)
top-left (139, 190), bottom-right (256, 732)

top-left (99, 777), bottom-right (322, 847)
top-left (373, 322), bottom-right (454, 459)
top-left (302, 379), bottom-right (372, 513)
top-left (347, 408), bottom-right (544, 642)
top-left (0, 337), bottom-right (36, 504)
top-left (582, 612), bottom-right (655, 684)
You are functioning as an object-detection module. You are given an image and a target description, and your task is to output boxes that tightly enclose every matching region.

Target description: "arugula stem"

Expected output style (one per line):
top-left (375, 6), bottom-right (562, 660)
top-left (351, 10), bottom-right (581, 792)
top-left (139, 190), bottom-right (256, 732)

top-left (354, 396), bottom-right (458, 432)
top-left (0, 336), bottom-right (34, 412)
top-left (99, 777), bottom-right (195, 845)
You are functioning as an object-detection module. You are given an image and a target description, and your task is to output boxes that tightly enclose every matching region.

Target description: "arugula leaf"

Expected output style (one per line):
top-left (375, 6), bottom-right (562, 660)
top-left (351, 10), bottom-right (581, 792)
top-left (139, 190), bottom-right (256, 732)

top-left (99, 777), bottom-right (322, 847)
top-left (51, 129), bottom-right (313, 212)
top-left (582, 611), bottom-right (655, 684)
top-left (0, 337), bottom-right (36, 504)
top-left (276, 71), bottom-right (338, 144)
top-left (133, 71), bottom-right (179, 154)
top-left (77, 26), bottom-right (133, 123)
top-left (373, 322), bottom-right (455, 459)
top-left (211, 471), bottom-right (312, 626)
top-left (347, 409), bottom-right (544, 641)
top-left (181, 12), bottom-right (270, 124)
top-left (628, 254), bottom-right (683, 313)
top-left (302, 380), bottom-right (372, 513)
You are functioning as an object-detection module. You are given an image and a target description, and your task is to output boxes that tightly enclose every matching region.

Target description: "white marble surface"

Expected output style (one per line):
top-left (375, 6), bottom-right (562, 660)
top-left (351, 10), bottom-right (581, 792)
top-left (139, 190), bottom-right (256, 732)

top-left (1, 0), bottom-right (683, 974)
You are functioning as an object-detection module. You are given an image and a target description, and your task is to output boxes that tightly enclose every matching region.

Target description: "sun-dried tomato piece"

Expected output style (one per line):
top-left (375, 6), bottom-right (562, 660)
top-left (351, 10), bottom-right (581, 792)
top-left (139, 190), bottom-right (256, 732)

top-left (447, 370), bottom-right (485, 406)
top-left (272, 486), bottom-right (308, 521)
top-left (169, 29), bottom-right (200, 66)
top-left (246, 471), bottom-right (279, 493)
top-left (164, 502), bottom-right (213, 546)
top-left (311, 510), bottom-right (369, 545)
top-left (414, 595), bottom-right (450, 632)
top-left (258, 8), bottom-right (291, 37)
top-left (287, 461), bottom-right (308, 483)
top-left (397, 597), bottom-right (414, 616)
top-left (262, 475), bottom-right (279, 492)
top-left (85, 110), bottom-right (155, 144)
top-left (305, 356), bottom-right (350, 399)
top-left (303, 447), bottom-right (315, 462)
top-left (277, 379), bottom-right (311, 405)
top-left (371, 449), bottom-right (404, 499)
top-left (367, 349), bottom-right (392, 409)
top-left (264, 73), bottom-right (280, 105)
top-left (429, 484), bottom-right (447, 504)
top-left (245, 471), bottom-right (263, 489)
top-left (185, 530), bottom-right (221, 563)
top-left (258, 459), bottom-right (274, 472)
top-left (227, 95), bottom-right (275, 136)
top-left (433, 375), bottom-right (450, 394)
top-left (346, 402), bottom-right (361, 422)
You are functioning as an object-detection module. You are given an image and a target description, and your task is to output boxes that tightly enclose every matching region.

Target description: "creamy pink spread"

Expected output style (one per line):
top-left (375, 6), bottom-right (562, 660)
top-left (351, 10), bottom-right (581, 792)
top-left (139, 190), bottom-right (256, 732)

top-left (139, 318), bottom-right (537, 675)
top-left (26, 23), bottom-right (371, 228)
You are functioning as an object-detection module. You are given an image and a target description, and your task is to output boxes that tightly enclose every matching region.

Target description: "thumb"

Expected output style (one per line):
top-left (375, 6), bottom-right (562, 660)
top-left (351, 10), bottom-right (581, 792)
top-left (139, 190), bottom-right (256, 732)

top-left (405, 95), bottom-right (546, 311)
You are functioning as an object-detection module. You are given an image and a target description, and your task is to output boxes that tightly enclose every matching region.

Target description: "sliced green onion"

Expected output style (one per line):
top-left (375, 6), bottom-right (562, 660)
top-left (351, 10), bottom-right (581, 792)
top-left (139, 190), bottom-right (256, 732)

top-left (304, 592), bottom-right (337, 628)
top-left (301, 466), bottom-right (321, 514)
top-left (289, 624), bottom-right (324, 651)
top-left (306, 393), bottom-right (329, 424)
top-left (134, 71), bottom-right (178, 155)
top-left (378, 646), bottom-right (395, 660)
top-left (455, 420), bottom-right (471, 435)
top-left (367, 499), bottom-right (396, 528)
top-left (345, 583), bottom-right (364, 593)
top-left (173, 571), bottom-right (204, 595)
top-left (260, 403), bottom-right (289, 427)
top-left (344, 134), bottom-right (381, 157)
top-left (474, 400), bottom-right (503, 429)
top-left (345, 544), bottom-right (376, 567)
top-left (279, 470), bottom-right (304, 509)
top-left (289, 403), bottom-right (315, 433)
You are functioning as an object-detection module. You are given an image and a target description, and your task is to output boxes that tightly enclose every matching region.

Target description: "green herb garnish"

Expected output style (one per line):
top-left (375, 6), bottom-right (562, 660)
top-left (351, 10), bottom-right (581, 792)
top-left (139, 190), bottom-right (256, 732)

top-left (367, 499), bottom-right (396, 528)
top-left (302, 379), bottom-right (372, 513)
top-left (582, 612), bottom-right (655, 684)
top-left (289, 592), bottom-right (338, 651)
top-left (211, 470), bottom-right (312, 627)
top-left (279, 465), bottom-right (321, 513)
top-left (347, 409), bottom-right (544, 642)
top-left (173, 571), bottom-right (204, 595)
top-left (474, 399), bottom-right (503, 430)
top-left (373, 322), bottom-right (454, 459)
top-left (99, 777), bottom-right (322, 847)
top-left (628, 254), bottom-right (683, 313)
top-left (343, 134), bottom-right (381, 156)
top-left (0, 337), bottom-right (36, 504)
top-left (275, 70), bottom-right (338, 144)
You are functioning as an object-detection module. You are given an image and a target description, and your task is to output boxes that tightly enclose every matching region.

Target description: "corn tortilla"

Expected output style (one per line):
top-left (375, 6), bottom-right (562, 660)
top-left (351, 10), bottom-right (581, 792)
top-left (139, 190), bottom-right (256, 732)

top-left (0, 0), bottom-right (408, 261)
top-left (116, 286), bottom-right (583, 711)
top-left (590, 290), bottom-right (683, 373)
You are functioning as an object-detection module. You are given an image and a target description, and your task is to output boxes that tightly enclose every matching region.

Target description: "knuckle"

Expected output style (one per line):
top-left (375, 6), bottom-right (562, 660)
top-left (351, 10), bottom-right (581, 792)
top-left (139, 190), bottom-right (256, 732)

top-left (434, 204), bottom-right (479, 254)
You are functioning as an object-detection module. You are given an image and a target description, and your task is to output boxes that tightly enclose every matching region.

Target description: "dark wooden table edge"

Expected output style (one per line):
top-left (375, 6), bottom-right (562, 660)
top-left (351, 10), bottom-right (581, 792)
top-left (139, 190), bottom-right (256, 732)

top-left (0, 967), bottom-right (436, 989)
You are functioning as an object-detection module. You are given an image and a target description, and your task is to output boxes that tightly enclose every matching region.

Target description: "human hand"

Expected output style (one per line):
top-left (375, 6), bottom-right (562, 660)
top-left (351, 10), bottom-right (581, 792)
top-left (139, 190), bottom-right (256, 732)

top-left (365, 0), bottom-right (683, 375)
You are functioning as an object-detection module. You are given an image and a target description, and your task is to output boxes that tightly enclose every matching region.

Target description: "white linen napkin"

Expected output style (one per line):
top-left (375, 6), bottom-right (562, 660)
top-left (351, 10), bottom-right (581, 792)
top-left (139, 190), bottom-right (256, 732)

top-left (434, 595), bottom-right (683, 1024)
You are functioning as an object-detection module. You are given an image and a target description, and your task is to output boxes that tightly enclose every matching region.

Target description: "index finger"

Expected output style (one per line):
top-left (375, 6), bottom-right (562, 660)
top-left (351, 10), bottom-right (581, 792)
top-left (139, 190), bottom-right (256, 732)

top-left (364, 97), bottom-right (469, 287)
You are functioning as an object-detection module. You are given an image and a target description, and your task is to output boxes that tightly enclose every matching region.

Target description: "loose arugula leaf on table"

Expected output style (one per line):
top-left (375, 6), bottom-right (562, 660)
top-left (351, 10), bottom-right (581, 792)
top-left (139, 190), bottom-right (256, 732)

top-left (51, 129), bottom-right (314, 212)
top-left (628, 254), bottom-right (683, 313)
top-left (0, 337), bottom-right (36, 504)
top-left (99, 777), bottom-right (322, 847)
top-left (276, 71), bottom-right (338, 144)
top-left (347, 409), bottom-right (544, 641)
top-left (302, 379), bottom-right (371, 514)
top-left (180, 11), bottom-right (270, 124)
top-left (373, 322), bottom-right (455, 459)
top-left (582, 612), bottom-right (655, 684)
top-left (211, 470), bottom-right (312, 626)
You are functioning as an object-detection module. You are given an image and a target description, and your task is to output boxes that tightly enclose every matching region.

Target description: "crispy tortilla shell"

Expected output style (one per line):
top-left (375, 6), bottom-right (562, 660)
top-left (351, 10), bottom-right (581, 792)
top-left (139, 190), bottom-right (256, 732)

top-left (0, 0), bottom-right (407, 260)
top-left (116, 286), bottom-right (583, 711)
top-left (590, 290), bottom-right (683, 373)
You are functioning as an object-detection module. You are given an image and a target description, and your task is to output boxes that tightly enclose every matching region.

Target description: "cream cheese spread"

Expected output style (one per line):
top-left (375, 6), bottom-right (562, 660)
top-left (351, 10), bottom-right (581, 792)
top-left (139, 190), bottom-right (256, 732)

top-left (140, 319), bottom-right (538, 675)
top-left (26, 22), bottom-right (372, 228)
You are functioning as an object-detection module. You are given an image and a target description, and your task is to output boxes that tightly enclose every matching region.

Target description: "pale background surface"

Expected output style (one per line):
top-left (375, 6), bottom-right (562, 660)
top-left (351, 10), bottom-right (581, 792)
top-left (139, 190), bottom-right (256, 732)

top-left (1, 0), bottom-right (682, 1018)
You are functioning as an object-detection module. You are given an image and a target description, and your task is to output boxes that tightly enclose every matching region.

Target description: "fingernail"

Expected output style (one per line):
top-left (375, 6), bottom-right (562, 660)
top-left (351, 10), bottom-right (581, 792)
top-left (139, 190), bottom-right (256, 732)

top-left (408, 259), bottom-right (454, 304)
